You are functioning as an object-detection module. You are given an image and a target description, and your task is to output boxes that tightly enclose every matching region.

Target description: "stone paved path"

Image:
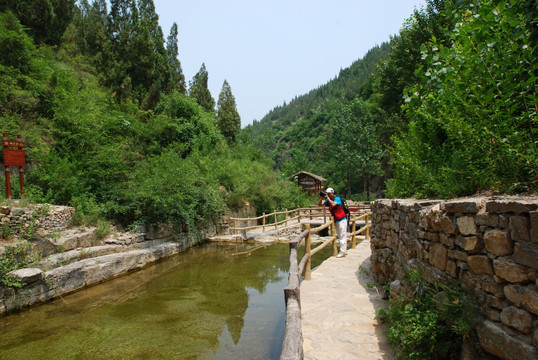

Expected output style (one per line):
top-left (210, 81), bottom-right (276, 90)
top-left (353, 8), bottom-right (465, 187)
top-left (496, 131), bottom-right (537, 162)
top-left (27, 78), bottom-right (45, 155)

top-left (301, 239), bottom-right (395, 360)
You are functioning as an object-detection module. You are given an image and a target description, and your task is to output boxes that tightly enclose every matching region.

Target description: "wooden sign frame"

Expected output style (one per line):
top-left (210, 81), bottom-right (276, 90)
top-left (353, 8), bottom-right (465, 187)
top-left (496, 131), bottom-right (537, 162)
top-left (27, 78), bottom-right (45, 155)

top-left (3, 133), bottom-right (25, 199)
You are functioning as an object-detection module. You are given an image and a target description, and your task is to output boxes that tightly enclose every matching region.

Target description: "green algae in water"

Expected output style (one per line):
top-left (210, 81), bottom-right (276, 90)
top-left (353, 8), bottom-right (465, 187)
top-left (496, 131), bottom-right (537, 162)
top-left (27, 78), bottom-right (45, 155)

top-left (0, 242), bottom-right (331, 359)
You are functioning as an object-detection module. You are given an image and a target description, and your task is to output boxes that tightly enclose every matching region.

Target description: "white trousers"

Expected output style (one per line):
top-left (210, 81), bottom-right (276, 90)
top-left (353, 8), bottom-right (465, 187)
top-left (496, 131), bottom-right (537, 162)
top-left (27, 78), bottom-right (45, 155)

top-left (335, 219), bottom-right (348, 252)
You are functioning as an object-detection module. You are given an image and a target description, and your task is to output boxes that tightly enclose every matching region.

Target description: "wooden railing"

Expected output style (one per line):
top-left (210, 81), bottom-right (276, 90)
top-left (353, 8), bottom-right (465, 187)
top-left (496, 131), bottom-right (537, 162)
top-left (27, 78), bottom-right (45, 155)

top-left (281, 230), bottom-right (309, 360)
top-left (227, 204), bottom-right (370, 234)
top-left (280, 212), bottom-right (372, 359)
top-left (228, 208), bottom-right (301, 234)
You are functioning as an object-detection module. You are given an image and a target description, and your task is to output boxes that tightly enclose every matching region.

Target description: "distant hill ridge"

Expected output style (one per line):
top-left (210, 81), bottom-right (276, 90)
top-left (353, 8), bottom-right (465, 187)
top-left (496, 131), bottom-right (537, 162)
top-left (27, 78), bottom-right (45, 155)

top-left (253, 41), bottom-right (391, 132)
top-left (244, 41), bottom-right (392, 174)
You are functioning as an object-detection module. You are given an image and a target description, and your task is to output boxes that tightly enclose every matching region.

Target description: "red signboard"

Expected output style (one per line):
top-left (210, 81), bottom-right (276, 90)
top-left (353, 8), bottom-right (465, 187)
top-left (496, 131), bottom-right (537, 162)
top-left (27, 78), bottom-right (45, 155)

top-left (3, 133), bottom-right (26, 199)
top-left (4, 148), bottom-right (26, 166)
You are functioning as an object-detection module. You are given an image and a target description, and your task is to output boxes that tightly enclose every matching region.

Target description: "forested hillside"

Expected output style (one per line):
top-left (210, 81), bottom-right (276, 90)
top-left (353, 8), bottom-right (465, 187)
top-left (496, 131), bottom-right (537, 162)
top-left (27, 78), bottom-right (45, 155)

top-left (243, 42), bottom-right (391, 179)
top-left (244, 0), bottom-right (537, 199)
top-left (0, 0), bottom-right (536, 238)
top-left (0, 0), bottom-right (310, 240)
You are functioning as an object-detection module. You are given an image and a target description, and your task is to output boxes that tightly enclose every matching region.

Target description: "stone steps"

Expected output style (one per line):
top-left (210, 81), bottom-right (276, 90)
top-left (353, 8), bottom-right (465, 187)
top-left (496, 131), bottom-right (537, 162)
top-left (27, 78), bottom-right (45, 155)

top-left (2, 240), bottom-right (188, 315)
top-left (36, 237), bottom-right (174, 270)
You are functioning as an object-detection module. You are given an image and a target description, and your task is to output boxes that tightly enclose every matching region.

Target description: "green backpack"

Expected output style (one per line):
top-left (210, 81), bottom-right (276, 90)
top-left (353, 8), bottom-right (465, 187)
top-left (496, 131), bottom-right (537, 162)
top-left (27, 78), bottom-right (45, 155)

top-left (338, 196), bottom-right (350, 219)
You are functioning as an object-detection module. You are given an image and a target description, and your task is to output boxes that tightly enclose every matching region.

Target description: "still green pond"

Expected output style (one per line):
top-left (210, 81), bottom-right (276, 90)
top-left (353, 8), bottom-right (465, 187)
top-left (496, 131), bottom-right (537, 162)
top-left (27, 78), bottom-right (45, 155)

top-left (0, 242), bottom-right (332, 359)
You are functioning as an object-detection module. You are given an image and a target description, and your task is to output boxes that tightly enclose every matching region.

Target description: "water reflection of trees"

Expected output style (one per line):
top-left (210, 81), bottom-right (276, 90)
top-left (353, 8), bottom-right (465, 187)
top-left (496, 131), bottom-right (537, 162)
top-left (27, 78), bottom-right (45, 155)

top-left (0, 243), bottom-right (293, 359)
top-left (180, 243), bottom-right (289, 344)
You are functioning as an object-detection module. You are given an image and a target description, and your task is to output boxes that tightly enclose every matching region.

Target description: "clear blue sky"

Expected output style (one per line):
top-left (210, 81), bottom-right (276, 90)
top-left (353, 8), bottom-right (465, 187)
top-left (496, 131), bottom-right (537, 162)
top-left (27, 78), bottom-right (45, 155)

top-left (153, 0), bottom-right (426, 127)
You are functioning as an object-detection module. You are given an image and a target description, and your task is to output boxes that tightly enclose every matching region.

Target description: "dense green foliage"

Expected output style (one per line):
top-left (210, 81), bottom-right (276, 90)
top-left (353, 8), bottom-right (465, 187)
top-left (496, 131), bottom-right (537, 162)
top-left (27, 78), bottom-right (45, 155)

top-left (0, 242), bottom-right (36, 287)
top-left (0, 0), bottom-right (76, 46)
top-left (246, 0), bottom-right (537, 198)
top-left (243, 43), bottom-right (394, 199)
top-left (1, 0), bottom-right (535, 242)
top-left (0, 1), bottom-right (310, 240)
top-left (387, 0), bottom-right (537, 197)
top-left (380, 269), bottom-right (479, 359)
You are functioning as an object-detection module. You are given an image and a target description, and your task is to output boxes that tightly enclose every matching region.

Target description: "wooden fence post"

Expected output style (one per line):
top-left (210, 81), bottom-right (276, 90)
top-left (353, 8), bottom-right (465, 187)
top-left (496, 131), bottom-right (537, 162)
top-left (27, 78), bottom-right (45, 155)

top-left (366, 213), bottom-right (370, 240)
top-left (262, 212), bottom-right (266, 232)
top-left (274, 210), bottom-right (277, 230)
top-left (4, 165), bottom-right (10, 199)
top-left (351, 216), bottom-right (357, 249)
top-left (331, 221), bottom-right (337, 256)
top-left (305, 224), bottom-right (312, 280)
top-left (285, 208), bottom-right (288, 227)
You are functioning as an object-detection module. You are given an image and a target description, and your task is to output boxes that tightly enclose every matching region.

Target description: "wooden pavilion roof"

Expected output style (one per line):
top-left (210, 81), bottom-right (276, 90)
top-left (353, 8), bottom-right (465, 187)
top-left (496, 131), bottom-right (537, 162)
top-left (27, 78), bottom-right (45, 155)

top-left (288, 171), bottom-right (326, 183)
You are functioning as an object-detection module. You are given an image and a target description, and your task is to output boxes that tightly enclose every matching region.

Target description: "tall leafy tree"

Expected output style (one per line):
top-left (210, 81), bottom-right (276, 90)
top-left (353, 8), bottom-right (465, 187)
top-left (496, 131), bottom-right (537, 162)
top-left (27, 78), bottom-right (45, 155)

top-left (332, 98), bottom-right (383, 198)
top-left (217, 80), bottom-right (241, 142)
top-left (101, 0), bottom-right (167, 107)
top-left (165, 22), bottom-right (186, 95)
top-left (374, 0), bottom-right (451, 132)
top-left (189, 63), bottom-right (215, 114)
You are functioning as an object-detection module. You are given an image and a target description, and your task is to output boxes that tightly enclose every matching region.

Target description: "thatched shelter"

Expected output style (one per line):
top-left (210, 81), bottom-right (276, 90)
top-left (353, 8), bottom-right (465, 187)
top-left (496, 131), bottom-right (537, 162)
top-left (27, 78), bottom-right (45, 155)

top-left (288, 171), bottom-right (326, 194)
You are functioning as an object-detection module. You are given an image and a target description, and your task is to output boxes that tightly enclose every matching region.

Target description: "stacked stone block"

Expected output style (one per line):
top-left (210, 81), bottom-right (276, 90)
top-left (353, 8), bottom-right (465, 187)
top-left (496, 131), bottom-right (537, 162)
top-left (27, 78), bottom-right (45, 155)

top-left (370, 197), bottom-right (538, 360)
top-left (1, 204), bottom-right (74, 238)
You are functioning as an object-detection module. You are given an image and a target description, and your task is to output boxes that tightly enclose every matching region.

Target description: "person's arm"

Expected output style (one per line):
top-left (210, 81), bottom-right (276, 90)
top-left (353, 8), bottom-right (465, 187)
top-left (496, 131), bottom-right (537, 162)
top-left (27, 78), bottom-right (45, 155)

top-left (325, 198), bottom-right (336, 207)
top-left (318, 195), bottom-right (325, 206)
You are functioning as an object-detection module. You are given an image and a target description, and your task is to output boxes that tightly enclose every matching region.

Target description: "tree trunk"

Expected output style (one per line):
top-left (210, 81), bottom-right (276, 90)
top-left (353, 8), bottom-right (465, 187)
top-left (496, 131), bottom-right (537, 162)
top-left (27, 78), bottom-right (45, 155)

top-left (366, 175), bottom-right (370, 201)
top-left (363, 175), bottom-right (367, 200)
top-left (347, 172), bottom-right (351, 197)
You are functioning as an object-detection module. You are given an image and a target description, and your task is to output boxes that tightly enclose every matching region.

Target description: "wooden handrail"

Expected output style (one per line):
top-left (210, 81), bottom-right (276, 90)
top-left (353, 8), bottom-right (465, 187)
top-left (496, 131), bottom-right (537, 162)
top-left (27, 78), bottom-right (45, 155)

top-left (228, 203), bottom-right (371, 235)
top-left (229, 215), bottom-right (301, 234)
top-left (281, 231), bottom-right (308, 360)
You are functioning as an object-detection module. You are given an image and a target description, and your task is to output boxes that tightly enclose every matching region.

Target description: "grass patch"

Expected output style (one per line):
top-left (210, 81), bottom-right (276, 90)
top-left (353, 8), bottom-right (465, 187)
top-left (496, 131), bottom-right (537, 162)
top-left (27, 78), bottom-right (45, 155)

top-left (0, 242), bottom-right (36, 287)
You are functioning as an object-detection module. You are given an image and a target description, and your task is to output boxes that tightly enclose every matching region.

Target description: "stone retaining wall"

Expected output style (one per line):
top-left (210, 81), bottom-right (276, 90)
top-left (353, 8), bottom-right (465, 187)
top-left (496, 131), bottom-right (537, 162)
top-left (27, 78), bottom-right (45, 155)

top-left (370, 197), bottom-right (538, 360)
top-left (0, 241), bottom-right (188, 316)
top-left (1, 203), bottom-right (74, 237)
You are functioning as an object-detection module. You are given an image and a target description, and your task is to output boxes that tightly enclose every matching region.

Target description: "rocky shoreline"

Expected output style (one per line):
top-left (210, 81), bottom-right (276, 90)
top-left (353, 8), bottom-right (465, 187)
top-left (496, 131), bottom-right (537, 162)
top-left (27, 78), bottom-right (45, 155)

top-left (0, 202), bottom-right (217, 317)
top-left (0, 201), bottom-right (306, 317)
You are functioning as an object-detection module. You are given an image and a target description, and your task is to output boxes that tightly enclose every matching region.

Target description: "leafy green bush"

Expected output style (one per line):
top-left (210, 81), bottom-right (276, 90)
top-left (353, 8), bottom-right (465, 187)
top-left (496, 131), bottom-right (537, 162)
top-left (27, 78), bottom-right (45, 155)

top-left (0, 11), bottom-right (36, 73)
top-left (387, 0), bottom-right (537, 198)
top-left (0, 243), bottom-right (34, 287)
top-left (383, 269), bottom-right (479, 359)
top-left (68, 194), bottom-right (104, 227)
top-left (104, 148), bottom-right (227, 240)
top-left (205, 144), bottom-right (311, 214)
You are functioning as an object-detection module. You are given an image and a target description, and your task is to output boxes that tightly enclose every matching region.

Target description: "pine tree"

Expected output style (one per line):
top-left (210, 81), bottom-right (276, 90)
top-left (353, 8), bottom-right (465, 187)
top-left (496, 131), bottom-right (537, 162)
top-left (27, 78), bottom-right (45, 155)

top-left (103, 0), bottom-right (167, 107)
top-left (0, 0), bottom-right (76, 45)
top-left (104, 0), bottom-right (137, 100)
top-left (73, 0), bottom-right (108, 59)
top-left (135, 0), bottom-right (167, 109)
top-left (165, 22), bottom-right (186, 95)
top-left (217, 80), bottom-right (241, 142)
top-left (188, 63), bottom-right (215, 114)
